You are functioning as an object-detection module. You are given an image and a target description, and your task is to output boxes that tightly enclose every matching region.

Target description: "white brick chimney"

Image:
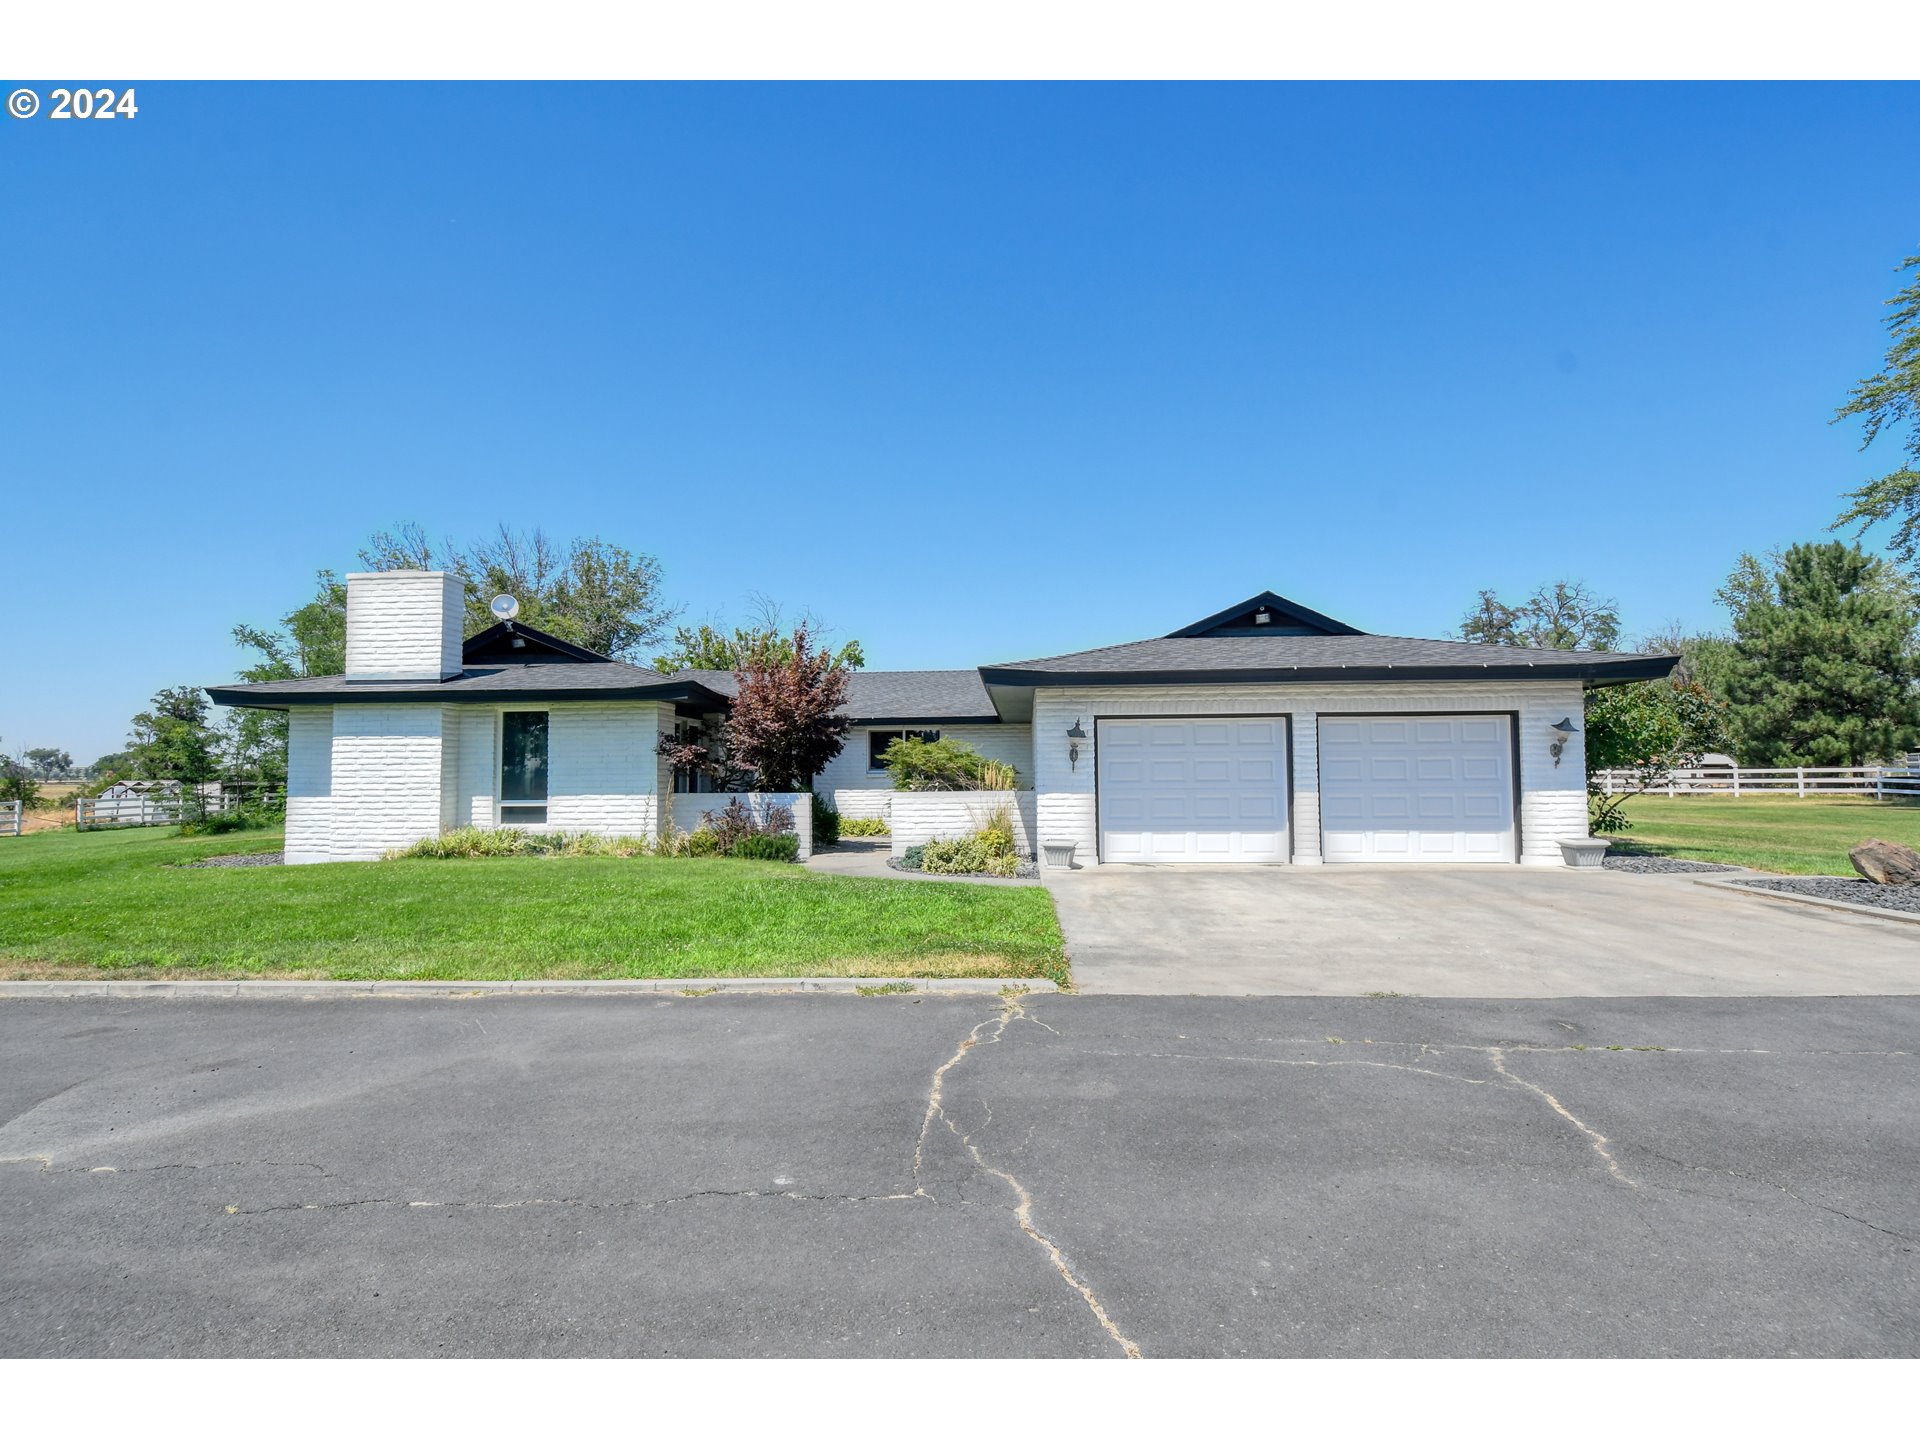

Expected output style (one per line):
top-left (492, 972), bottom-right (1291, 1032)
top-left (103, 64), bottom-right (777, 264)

top-left (344, 571), bottom-right (466, 681)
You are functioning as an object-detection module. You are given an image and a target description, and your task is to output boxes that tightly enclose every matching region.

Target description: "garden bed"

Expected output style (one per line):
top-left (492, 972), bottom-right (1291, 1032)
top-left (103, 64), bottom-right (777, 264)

top-left (1732, 876), bottom-right (1920, 917)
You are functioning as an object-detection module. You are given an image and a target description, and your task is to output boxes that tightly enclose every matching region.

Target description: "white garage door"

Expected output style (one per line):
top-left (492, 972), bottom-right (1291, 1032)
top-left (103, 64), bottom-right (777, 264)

top-left (1098, 718), bottom-right (1290, 863)
top-left (1319, 714), bottom-right (1515, 863)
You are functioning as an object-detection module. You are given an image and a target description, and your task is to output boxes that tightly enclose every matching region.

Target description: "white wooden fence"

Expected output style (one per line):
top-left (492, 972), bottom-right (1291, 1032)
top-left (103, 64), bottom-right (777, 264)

top-left (1592, 765), bottom-right (1920, 799)
top-left (75, 786), bottom-right (283, 830)
top-left (1, 800), bottom-right (19, 837)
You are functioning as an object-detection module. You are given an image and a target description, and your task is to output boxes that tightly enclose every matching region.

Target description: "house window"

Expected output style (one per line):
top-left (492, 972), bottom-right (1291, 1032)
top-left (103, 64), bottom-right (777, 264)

top-left (500, 711), bottom-right (549, 824)
top-left (868, 729), bottom-right (939, 772)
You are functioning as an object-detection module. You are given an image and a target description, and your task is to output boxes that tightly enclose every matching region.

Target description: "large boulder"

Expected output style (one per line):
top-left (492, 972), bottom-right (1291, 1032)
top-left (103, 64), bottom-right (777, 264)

top-left (1849, 838), bottom-right (1920, 886)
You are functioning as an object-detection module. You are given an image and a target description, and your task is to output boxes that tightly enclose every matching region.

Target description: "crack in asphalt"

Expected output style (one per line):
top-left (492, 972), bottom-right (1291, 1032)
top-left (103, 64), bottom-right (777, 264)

top-left (1075, 1048), bottom-right (1494, 1087)
top-left (914, 993), bottom-right (1142, 1359)
top-left (1487, 1047), bottom-right (1638, 1188)
top-left (1641, 1150), bottom-right (1920, 1244)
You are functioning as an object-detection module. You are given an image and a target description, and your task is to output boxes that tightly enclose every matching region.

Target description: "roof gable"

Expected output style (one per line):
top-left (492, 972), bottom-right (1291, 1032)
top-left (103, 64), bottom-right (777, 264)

top-left (461, 620), bottom-right (611, 665)
top-left (1166, 590), bottom-right (1364, 639)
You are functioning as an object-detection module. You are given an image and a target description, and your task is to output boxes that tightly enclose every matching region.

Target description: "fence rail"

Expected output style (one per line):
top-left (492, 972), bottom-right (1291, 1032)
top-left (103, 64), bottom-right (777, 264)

top-left (1593, 765), bottom-right (1920, 798)
top-left (75, 786), bottom-right (284, 831)
top-left (1, 800), bottom-right (18, 837)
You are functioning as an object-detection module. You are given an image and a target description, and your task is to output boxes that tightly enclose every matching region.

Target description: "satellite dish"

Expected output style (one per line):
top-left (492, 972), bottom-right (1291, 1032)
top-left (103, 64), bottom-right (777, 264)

top-left (490, 594), bottom-right (520, 621)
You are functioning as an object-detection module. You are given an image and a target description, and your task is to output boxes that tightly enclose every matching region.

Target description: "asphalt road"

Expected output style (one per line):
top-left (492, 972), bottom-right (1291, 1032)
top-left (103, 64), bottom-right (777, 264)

top-left (2, 993), bottom-right (1915, 1357)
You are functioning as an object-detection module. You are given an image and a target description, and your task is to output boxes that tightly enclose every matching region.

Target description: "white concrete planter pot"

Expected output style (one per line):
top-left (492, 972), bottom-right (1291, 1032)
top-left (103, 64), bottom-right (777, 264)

top-left (1042, 841), bottom-right (1078, 871)
top-left (1558, 838), bottom-right (1612, 868)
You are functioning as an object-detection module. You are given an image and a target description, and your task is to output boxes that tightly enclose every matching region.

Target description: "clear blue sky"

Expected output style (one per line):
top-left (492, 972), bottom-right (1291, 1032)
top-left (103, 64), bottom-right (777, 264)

top-left (4, 82), bottom-right (1916, 763)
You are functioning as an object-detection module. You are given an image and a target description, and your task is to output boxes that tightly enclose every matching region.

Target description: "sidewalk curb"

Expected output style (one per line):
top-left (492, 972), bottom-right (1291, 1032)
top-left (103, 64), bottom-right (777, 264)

top-left (0, 977), bottom-right (1060, 1000)
top-left (1693, 876), bottom-right (1920, 927)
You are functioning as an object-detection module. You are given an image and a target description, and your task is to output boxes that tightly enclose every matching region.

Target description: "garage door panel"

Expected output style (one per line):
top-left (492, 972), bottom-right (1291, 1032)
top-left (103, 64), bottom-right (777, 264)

top-left (1320, 714), bottom-right (1515, 863)
top-left (1099, 717), bottom-right (1290, 864)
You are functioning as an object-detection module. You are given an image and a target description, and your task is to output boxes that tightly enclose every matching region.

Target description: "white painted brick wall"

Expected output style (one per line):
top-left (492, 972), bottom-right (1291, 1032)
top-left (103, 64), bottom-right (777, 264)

top-left (817, 723), bottom-right (1032, 821)
top-left (452, 706), bottom-right (497, 828)
top-left (545, 702), bottom-right (669, 837)
top-left (329, 704), bottom-right (447, 860)
top-left (1032, 680), bottom-right (1589, 869)
top-left (889, 791), bottom-right (1036, 858)
top-left (344, 571), bottom-right (464, 680)
top-left (284, 707), bottom-right (334, 864)
top-left (671, 792), bottom-right (812, 860)
top-left (289, 699), bottom-right (689, 862)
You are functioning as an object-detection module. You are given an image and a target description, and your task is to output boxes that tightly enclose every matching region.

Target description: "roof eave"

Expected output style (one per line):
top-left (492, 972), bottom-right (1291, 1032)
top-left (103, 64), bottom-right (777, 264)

top-left (202, 680), bottom-right (733, 710)
top-left (976, 656), bottom-right (1679, 688)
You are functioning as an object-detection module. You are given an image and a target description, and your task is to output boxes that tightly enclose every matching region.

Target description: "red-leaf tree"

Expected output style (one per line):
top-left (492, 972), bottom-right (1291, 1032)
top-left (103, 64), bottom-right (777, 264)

top-left (726, 624), bottom-right (852, 791)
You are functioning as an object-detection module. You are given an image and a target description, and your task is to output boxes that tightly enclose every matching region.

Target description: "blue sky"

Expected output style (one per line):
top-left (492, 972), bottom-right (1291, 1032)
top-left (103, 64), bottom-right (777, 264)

top-left (3, 81), bottom-right (1916, 762)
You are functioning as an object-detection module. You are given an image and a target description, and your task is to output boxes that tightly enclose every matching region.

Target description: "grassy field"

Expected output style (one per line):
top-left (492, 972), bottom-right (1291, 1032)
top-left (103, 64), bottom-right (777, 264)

top-left (0, 826), bottom-right (1068, 985)
top-left (1612, 795), bottom-right (1920, 874)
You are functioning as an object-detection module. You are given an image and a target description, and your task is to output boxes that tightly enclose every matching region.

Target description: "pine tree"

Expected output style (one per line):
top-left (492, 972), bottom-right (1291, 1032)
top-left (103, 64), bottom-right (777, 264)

top-left (1722, 542), bottom-right (1920, 765)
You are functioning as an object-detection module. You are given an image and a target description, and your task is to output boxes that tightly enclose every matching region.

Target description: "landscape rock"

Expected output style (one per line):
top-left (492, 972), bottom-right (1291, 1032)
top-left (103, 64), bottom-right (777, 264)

top-left (1848, 838), bottom-right (1920, 886)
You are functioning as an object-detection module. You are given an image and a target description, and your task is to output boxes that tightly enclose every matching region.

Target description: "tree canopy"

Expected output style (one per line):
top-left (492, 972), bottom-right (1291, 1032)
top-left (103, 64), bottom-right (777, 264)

top-left (126, 686), bottom-right (221, 784)
top-left (1833, 252), bottom-right (1920, 572)
top-left (1458, 580), bottom-right (1621, 651)
top-left (652, 621), bottom-right (865, 675)
top-left (1719, 542), bottom-right (1920, 766)
top-left (358, 523), bottom-right (674, 661)
top-left (22, 748), bottom-right (74, 779)
top-left (724, 625), bottom-right (852, 792)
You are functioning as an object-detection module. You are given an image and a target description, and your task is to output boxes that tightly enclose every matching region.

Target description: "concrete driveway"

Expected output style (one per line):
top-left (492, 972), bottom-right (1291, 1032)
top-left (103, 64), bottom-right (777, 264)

top-left (1046, 865), bottom-right (1920, 996)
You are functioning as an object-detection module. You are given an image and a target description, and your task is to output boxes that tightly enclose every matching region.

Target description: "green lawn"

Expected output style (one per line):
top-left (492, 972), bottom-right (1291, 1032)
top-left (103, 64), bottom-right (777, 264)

top-left (1611, 795), bottom-right (1920, 875)
top-left (0, 826), bottom-right (1068, 985)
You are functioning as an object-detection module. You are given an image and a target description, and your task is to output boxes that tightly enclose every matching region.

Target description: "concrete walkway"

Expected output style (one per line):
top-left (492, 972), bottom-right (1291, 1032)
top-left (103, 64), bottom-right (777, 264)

top-left (1046, 864), bottom-right (1920, 996)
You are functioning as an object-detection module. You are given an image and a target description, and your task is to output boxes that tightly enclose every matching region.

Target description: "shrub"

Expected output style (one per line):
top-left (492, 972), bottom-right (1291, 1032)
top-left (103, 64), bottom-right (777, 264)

top-left (732, 833), bottom-right (801, 862)
top-left (978, 759), bottom-right (1018, 791)
top-left (881, 735), bottom-right (990, 791)
top-left (842, 816), bottom-right (891, 837)
top-left (810, 792), bottom-right (841, 847)
top-left (388, 826), bottom-right (532, 859)
top-left (179, 807), bottom-right (278, 837)
top-left (686, 827), bottom-right (722, 857)
top-left (898, 844), bottom-right (926, 870)
top-left (699, 796), bottom-right (796, 855)
top-left (919, 811), bottom-right (1022, 876)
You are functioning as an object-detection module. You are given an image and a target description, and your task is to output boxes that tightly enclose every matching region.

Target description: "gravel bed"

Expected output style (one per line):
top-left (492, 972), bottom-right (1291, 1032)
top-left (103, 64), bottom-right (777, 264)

top-left (1733, 875), bottom-right (1920, 916)
top-left (888, 857), bottom-right (1039, 879)
top-left (1603, 854), bottom-right (1742, 874)
top-left (181, 851), bottom-right (285, 869)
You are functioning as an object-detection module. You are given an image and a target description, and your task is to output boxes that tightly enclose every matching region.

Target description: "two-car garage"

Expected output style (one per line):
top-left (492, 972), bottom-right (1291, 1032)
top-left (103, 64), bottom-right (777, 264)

top-left (1095, 713), bottom-right (1517, 865)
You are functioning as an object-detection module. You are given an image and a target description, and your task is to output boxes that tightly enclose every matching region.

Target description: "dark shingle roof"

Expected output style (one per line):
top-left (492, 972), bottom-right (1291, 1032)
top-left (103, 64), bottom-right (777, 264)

top-left (659, 669), bottom-right (998, 723)
top-left (979, 634), bottom-right (1676, 686)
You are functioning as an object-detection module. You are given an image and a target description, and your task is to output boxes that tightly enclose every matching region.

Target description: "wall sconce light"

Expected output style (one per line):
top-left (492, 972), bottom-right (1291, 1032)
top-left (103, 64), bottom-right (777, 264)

top-left (1067, 718), bottom-right (1087, 771)
top-left (1549, 716), bottom-right (1577, 767)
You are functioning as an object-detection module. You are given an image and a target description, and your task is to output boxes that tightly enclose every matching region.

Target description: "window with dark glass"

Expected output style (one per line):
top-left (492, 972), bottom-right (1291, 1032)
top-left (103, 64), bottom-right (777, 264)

top-left (500, 711), bottom-right (549, 824)
top-left (867, 729), bottom-right (940, 771)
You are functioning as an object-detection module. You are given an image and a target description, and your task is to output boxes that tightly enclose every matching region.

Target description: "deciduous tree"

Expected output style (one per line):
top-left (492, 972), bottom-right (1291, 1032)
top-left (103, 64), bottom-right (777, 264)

top-left (724, 625), bottom-right (852, 792)
top-left (1458, 581), bottom-right (1620, 651)
top-left (358, 523), bottom-right (674, 660)
top-left (1585, 680), bottom-right (1730, 833)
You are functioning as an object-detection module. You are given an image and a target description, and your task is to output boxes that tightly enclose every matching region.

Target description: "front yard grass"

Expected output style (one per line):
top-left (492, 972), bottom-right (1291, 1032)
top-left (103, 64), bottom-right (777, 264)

top-left (1611, 795), bottom-right (1920, 875)
top-left (0, 826), bottom-right (1068, 986)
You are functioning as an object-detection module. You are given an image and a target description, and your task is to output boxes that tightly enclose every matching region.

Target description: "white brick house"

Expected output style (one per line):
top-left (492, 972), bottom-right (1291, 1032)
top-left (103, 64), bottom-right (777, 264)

top-left (209, 577), bottom-right (1673, 868)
